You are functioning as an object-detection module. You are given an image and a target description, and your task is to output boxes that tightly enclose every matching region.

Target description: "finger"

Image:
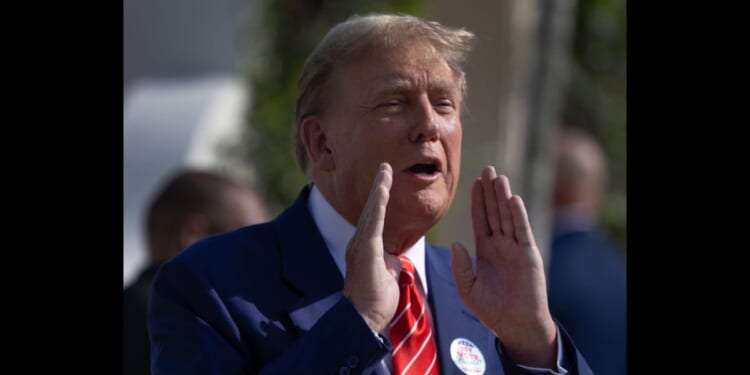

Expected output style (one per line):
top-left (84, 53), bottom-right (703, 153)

top-left (471, 178), bottom-right (491, 239)
top-left (450, 242), bottom-right (475, 298)
top-left (509, 195), bottom-right (536, 247)
top-left (494, 175), bottom-right (515, 239)
top-left (481, 166), bottom-right (501, 235)
top-left (356, 162), bottom-right (393, 240)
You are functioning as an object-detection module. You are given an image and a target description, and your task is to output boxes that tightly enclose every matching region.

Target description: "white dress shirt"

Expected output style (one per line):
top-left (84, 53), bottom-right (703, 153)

top-left (307, 186), bottom-right (567, 374)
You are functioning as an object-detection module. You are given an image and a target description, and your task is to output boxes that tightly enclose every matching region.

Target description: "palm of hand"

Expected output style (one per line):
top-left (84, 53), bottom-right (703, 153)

top-left (467, 232), bottom-right (548, 334)
top-left (451, 166), bottom-right (551, 337)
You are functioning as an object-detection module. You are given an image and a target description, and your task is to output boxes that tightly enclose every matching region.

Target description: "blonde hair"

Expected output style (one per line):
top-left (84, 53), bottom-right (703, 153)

top-left (294, 13), bottom-right (476, 176)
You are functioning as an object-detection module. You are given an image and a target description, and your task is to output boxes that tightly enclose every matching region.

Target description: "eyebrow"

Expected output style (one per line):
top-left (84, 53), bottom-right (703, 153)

top-left (370, 78), bottom-right (458, 99)
top-left (368, 79), bottom-right (411, 99)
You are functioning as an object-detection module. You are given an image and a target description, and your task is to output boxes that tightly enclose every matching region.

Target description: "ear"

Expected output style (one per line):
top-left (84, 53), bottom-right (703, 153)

top-left (178, 214), bottom-right (209, 251)
top-left (300, 115), bottom-right (335, 171)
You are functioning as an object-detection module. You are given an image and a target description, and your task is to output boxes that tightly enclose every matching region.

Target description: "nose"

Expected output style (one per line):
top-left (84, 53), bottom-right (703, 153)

top-left (409, 96), bottom-right (440, 143)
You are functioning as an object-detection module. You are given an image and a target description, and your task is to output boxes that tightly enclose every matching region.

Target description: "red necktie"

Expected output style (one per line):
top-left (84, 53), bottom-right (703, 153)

top-left (389, 256), bottom-right (440, 375)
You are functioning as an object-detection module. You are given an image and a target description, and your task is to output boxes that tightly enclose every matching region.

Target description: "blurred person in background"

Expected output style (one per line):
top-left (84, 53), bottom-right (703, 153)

top-left (123, 169), bottom-right (269, 375)
top-left (547, 127), bottom-right (626, 375)
top-left (148, 14), bottom-right (594, 375)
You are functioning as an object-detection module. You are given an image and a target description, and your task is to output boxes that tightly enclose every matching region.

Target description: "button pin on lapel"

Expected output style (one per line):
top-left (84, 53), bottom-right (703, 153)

top-left (449, 338), bottom-right (486, 375)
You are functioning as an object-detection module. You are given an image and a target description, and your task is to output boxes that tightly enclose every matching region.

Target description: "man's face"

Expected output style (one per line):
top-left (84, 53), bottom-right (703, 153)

top-left (223, 187), bottom-right (268, 229)
top-left (319, 44), bottom-right (463, 252)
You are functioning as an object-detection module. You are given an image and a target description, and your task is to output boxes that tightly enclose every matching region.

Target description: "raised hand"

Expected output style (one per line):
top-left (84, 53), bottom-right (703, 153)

top-left (343, 163), bottom-right (402, 333)
top-left (450, 166), bottom-right (557, 368)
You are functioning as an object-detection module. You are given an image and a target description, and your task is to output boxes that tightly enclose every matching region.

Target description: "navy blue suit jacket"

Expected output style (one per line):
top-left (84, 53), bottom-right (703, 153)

top-left (148, 187), bottom-right (593, 374)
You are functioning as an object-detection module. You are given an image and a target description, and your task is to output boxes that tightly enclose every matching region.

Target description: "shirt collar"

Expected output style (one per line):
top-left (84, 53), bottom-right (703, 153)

top-left (308, 185), bottom-right (428, 294)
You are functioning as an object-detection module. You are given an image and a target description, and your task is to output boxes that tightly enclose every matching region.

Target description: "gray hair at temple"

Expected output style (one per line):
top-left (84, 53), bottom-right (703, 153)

top-left (294, 13), bottom-right (477, 177)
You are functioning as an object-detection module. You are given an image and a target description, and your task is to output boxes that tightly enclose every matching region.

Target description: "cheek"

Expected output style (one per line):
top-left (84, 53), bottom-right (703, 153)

top-left (329, 121), bottom-right (364, 167)
top-left (444, 122), bottom-right (463, 166)
top-left (356, 123), bottom-right (404, 158)
top-left (339, 128), bottom-right (394, 182)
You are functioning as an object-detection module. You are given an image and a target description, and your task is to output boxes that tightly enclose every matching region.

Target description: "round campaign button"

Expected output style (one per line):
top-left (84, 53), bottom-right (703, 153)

top-left (450, 338), bottom-right (486, 375)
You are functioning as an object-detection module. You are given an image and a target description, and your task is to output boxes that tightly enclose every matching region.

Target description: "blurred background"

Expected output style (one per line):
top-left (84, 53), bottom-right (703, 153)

top-left (124, 1), bottom-right (625, 374)
top-left (124, 0), bottom-right (625, 287)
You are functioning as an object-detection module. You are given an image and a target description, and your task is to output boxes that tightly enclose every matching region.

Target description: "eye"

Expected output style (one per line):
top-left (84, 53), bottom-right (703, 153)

top-left (376, 99), bottom-right (406, 113)
top-left (433, 99), bottom-right (455, 114)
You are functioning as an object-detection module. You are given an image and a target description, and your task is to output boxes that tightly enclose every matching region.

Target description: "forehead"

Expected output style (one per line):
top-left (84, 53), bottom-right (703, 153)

top-left (334, 45), bottom-right (461, 94)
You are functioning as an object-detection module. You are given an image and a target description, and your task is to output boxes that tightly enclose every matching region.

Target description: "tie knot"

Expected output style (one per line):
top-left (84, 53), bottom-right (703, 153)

top-left (398, 256), bottom-right (416, 285)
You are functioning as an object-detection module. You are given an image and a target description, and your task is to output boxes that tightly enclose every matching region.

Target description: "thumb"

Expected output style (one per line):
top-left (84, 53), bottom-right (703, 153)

top-left (450, 242), bottom-right (475, 297)
top-left (356, 162), bottom-right (393, 240)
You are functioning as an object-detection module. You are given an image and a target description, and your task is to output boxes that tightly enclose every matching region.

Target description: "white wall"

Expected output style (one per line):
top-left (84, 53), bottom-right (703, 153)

top-left (123, 75), bottom-right (248, 286)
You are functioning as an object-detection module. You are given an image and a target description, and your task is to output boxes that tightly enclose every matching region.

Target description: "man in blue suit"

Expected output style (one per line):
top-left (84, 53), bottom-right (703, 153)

top-left (148, 14), bottom-right (594, 375)
top-left (547, 128), bottom-right (625, 375)
top-left (124, 169), bottom-right (269, 375)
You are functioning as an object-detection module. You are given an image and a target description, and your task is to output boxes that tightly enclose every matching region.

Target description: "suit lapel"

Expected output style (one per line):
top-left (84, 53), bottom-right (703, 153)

top-left (274, 188), bottom-right (388, 375)
top-left (273, 186), bottom-right (345, 332)
top-left (426, 244), bottom-right (503, 375)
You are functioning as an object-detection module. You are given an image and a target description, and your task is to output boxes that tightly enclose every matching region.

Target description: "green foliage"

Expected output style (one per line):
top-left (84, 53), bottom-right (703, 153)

top-left (241, 0), bottom-right (424, 214)
top-left (564, 0), bottom-right (627, 249)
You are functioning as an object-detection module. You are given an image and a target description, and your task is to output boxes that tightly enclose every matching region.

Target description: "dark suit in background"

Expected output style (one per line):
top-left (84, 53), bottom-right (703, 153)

top-left (547, 127), bottom-right (626, 375)
top-left (548, 209), bottom-right (626, 375)
top-left (124, 267), bottom-right (159, 375)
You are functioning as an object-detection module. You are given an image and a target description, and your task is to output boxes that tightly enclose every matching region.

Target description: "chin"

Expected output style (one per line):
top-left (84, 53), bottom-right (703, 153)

top-left (395, 189), bottom-right (450, 225)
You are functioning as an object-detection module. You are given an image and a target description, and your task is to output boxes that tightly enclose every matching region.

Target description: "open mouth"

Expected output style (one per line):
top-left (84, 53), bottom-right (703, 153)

top-left (407, 163), bottom-right (438, 175)
top-left (405, 155), bottom-right (443, 179)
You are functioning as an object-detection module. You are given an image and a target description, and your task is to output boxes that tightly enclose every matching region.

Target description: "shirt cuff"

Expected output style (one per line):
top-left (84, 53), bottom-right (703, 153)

top-left (496, 326), bottom-right (569, 375)
top-left (372, 329), bottom-right (386, 344)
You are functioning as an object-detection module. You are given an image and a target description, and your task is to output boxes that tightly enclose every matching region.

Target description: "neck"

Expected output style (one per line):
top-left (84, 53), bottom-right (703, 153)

top-left (314, 181), bottom-right (428, 254)
top-left (383, 234), bottom-right (421, 255)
